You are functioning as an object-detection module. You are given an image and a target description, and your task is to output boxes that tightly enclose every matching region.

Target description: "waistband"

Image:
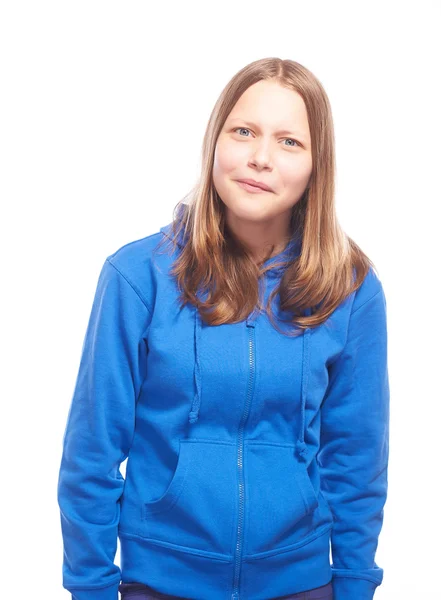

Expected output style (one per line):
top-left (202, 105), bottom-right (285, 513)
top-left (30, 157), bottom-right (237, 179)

top-left (118, 580), bottom-right (333, 600)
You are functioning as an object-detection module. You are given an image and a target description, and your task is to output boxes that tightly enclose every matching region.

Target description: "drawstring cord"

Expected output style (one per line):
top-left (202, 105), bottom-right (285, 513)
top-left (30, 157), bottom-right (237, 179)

top-left (188, 306), bottom-right (202, 424)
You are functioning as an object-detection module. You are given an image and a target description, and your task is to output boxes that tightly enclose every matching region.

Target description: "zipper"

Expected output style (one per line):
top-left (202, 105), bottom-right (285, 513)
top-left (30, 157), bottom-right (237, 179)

top-left (231, 314), bottom-right (257, 600)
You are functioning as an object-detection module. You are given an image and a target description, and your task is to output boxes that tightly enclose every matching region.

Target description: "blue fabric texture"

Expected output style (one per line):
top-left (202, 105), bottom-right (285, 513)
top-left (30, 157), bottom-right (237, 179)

top-left (58, 208), bottom-right (389, 600)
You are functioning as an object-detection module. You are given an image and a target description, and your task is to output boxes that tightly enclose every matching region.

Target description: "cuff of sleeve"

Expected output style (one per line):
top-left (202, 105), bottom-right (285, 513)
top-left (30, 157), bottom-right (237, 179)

top-left (71, 581), bottom-right (119, 600)
top-left (332, 576), bottom-right (380, 600)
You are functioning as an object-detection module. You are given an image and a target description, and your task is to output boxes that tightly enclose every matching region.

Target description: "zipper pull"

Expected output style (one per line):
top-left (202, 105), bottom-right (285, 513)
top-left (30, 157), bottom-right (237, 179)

top-left (246, 308), bottom-right (258, 327)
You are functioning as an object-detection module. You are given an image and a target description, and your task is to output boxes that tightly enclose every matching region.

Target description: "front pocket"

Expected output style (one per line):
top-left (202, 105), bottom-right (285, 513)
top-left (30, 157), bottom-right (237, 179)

top-left (142, 439), bottom-right (192, 517)
top-left (141, 439), bottom-right (237, 557)
top-left (244, 442), bottom-right (319, 555)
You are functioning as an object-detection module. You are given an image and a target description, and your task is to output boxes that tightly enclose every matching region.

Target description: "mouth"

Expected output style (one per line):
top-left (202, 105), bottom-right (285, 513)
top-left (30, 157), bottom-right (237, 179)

top-left (235, 180), bottom-right (273, 193)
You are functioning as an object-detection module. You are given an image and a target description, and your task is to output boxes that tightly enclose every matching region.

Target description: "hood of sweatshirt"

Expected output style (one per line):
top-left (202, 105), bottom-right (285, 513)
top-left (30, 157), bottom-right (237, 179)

top-left (159, 221), bottom-right (310, 462)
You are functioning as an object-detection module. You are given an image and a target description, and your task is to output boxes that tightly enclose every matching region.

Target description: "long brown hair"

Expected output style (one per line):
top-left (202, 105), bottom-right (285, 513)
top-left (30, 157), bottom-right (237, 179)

top-left (154, 57), bottom-right (375, 337)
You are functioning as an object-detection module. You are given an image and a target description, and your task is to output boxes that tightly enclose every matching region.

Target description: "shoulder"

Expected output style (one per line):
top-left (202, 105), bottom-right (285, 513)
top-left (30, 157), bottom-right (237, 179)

top-left (106, 229), bottom-right (164, 271)
top-left (351, 266), bottom-right (386, 315)
top-left (103, 223), bottom-right (175, 310)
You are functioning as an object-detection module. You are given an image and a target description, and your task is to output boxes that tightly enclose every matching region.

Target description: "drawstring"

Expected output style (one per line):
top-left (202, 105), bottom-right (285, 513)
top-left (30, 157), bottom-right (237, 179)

top-left (295, 321), bottom-right (311, 463)
top-left (188, 306), bottom-right (202, 424)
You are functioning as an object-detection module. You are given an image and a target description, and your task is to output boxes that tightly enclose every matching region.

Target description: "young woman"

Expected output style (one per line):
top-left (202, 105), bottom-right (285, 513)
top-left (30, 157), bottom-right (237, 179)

top-left (57, 57), bottom-right (389, 600)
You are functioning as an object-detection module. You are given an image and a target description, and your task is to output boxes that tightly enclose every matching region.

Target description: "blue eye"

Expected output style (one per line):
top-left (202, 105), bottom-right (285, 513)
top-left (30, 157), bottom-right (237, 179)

top-left (233, 127), bottom-right (299, 147)
top-left (283, 138), bottom-right (299, 147)
top-left (235, 127), bottom-right (251, 137)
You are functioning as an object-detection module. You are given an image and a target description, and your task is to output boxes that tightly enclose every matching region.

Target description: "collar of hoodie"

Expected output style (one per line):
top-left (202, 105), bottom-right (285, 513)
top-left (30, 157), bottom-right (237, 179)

top-left (159, 222), bottom-right (311, 464)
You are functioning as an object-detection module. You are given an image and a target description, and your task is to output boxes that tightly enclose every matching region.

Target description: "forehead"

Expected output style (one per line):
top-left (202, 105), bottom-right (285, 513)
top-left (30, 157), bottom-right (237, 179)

top-left (225, 82), bottom-right (310, 140)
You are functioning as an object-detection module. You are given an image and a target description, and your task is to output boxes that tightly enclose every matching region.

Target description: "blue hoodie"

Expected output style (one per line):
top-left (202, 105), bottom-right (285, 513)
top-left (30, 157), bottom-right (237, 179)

top-left (57, 218), bottom-right (389, 600)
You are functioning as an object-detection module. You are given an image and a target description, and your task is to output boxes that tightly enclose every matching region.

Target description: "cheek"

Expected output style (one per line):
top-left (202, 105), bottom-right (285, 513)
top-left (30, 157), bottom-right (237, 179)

top-left (279, 156), bottom-right (312, 188)
top-left (214, 139), bottom-right (244, 175)
top-left (212, 146), bottom-right (232, 193)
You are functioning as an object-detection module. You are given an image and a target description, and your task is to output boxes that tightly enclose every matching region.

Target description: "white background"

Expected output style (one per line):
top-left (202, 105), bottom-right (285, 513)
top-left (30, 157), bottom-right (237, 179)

top-left (1, 1), bottom-right (440, 598)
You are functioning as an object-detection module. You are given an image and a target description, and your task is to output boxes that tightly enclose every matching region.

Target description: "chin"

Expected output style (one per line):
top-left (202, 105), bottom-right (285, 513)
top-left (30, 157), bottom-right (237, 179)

top-left (225, 203), bottom-right (275, 223)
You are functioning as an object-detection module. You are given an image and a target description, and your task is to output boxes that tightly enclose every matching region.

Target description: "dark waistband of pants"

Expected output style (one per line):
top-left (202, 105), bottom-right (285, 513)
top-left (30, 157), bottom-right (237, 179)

top-left (118, 580), bottom-right (333, 600)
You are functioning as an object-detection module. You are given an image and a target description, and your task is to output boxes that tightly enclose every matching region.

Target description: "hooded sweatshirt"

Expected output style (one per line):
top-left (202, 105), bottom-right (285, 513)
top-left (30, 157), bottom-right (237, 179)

top-left (57, 216), bottom-right (390, 600)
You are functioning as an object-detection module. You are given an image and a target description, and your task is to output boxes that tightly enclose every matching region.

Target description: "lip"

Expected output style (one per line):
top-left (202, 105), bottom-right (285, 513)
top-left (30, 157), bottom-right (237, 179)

top-left (236, 178), bottom-right (273, 192)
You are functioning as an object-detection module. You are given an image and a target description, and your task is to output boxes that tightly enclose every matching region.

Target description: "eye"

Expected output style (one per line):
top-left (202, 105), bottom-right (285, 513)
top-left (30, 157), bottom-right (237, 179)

top-left (233, 127), bottom-right (300, 147)
top-left (283, 138), bottom-right (300, 147)
top-left (234, 127), bottom-right (252, 137)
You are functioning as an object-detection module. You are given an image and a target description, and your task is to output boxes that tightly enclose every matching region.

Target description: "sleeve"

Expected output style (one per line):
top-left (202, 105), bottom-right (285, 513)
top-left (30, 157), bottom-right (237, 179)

top-left (57, 258), bottom-right (151, 600)
top-left (317, 282), bottom-right (390, 600)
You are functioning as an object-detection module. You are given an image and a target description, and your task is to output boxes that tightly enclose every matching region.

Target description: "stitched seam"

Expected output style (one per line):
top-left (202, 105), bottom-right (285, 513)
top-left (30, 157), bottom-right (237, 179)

top-left (326, 287), bottom-right (382, 370)
top-left (350, 288), bottom-right (382, 317)
top-left (332, 573), bottom-right (381, 584)
top-left (105, 258), bottom-right (153, 455)
top-left (106, 258), bottom-right (153, 316)
top-left (66, 577), bottom-right (121, 590)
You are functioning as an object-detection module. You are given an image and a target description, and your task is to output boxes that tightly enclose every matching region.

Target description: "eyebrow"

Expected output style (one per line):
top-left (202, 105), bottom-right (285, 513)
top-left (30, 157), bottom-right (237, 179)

top-left (228, 118), bottom-right (307, 141)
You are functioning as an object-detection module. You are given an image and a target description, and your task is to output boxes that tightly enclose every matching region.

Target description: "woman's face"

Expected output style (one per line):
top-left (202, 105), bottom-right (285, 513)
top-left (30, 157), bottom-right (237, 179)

top-left (213, 80), bottom-right (312, 239)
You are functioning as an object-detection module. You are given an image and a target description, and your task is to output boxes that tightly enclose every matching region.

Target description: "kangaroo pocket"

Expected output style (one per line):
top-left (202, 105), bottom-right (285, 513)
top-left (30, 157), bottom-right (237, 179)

top-left (244, 442), bottom-right (319, 556)
top-left (139, 439), bottom-right (237, 556)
